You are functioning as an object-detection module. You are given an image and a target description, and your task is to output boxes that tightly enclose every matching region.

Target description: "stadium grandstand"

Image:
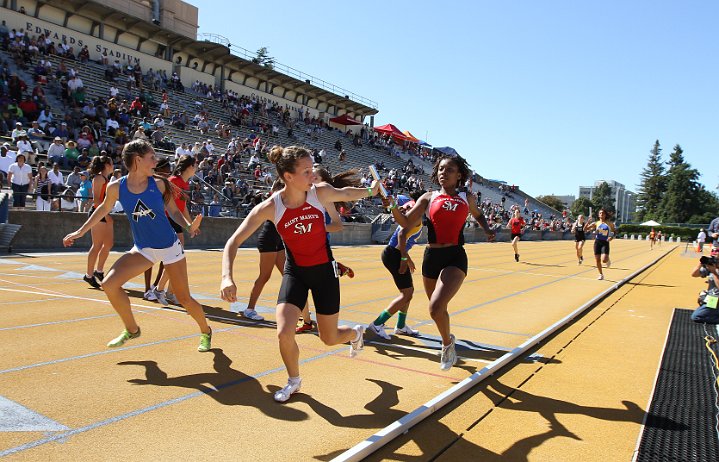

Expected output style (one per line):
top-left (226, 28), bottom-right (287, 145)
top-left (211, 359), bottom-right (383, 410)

top-left (0, 0), bottom-right (562, 250)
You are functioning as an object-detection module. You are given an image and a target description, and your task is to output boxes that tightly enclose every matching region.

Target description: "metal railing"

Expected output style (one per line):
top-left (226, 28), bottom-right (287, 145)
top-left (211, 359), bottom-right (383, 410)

top-left (198, 33), bottom-right (378, 110)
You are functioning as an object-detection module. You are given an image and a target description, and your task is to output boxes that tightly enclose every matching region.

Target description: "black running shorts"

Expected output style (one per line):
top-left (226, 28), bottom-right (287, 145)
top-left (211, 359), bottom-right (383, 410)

top-left (278, 261), bottom-right (340, 315)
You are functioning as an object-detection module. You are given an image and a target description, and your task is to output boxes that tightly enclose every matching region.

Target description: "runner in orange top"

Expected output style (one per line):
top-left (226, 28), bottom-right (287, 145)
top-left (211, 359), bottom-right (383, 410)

top-left (507, 209), bottom-right (526, 262)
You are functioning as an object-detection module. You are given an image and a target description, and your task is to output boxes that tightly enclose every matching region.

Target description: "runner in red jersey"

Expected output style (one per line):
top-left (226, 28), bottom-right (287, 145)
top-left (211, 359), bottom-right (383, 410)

top-left (507, 209), bottom-right (526, 262)
top-left (221, 145), bottom-right (380, 403)
top-left (151, 155), bottom-right (202, 305)
top-left (390, 154), bottom-right (495, 371)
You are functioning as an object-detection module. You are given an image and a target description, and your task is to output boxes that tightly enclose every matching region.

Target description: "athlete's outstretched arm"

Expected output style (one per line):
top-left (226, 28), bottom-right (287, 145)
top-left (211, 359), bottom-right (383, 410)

top-left (62, 182), bottom-right (119, 247)
top-left (389, 192), bottom-right (430, 229)
top-left (316, 180), bottom-right (381, 204)
top-left (467, 192), bottom-right (495, 241)
top-left (221, 199), bottom-right (274, 302)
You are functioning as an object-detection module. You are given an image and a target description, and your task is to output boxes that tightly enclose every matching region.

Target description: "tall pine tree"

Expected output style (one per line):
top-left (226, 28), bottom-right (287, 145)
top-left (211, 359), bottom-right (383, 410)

top-left (592, 181), bottom-right (616, 215)
top-left (636, 140), bottom-right (666, 221)
top-left (659, 144), bottom-right (700, 224)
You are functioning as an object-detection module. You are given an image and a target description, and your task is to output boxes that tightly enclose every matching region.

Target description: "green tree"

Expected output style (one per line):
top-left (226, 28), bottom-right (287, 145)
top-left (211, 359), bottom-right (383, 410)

top-left (570, 197), bottom-right (593, 218)
top-left (252, 47), bottom-right (275, 69)
top-left (591, 181), bottom-right (615, 215)
top-left (658, 144), bottom-right (701, 224)
top-left (688, 187), bottom-right (719, 224)
top-left (635, 140), bottom-right (666, 221)
top-left (535, 195), bottom-right (565, 212)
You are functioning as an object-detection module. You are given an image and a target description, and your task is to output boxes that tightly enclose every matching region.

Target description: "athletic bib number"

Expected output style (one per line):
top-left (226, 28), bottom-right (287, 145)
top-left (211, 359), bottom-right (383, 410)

top-left (706, 295), bottom-right (718, 309)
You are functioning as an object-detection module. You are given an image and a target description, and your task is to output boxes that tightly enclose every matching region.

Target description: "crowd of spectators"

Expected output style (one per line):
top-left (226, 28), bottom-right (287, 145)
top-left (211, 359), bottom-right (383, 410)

top-left (0, 18), bottom-right (548, 227)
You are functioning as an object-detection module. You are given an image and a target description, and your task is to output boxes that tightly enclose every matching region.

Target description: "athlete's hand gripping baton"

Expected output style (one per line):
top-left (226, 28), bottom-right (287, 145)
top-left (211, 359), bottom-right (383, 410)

top-left (368, 165), bottom-right (389, 198)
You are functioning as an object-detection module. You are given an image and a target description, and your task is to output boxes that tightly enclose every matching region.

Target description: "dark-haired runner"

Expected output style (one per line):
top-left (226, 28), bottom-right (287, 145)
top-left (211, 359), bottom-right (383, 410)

top-left (390, 155), bottom-right (495, 370)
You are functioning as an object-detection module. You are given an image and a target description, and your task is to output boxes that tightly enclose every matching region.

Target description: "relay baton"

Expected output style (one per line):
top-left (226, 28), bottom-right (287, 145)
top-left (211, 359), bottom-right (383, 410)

top-left (368, 165), bottom-right (389, 198)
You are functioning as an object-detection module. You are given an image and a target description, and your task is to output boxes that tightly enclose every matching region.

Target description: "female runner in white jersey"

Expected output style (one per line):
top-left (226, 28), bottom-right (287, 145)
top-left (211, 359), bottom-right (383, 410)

top-left (63, 140), bottom-right (212, 352)
top-left (220, 145), bottom-right (380, 402)
top-left (390, 155), bottom-right (495, 370)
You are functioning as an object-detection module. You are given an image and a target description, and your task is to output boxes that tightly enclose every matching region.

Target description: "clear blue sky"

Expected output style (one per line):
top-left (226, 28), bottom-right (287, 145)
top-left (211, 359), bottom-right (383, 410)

top-left (186, 1), bottom-right (717, 198)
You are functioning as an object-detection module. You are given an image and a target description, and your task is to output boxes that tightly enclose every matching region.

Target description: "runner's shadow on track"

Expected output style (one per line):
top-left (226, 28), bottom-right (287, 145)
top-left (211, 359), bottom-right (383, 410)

top-left (364, 335), bottom-right (502, 374)
top-left (624, 282), bottom-right (676, 288)
top-left (520, 262), bottom-right (566, 268)
top-left (117, 349), bottom-right (308, 421)
top-left (275, 378), bottom-right (405, 430)
top-left (315, 379), bottom-right (685, 461)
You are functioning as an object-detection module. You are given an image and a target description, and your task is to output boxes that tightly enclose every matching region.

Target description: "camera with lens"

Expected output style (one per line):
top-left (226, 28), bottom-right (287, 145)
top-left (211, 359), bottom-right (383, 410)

top-left (700, 256), bottom-right (717, 266)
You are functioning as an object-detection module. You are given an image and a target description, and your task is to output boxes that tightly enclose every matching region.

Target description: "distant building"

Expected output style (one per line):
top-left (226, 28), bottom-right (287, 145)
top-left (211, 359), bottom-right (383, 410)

top-left (555, 195), bottom-right (576, 209)
top-left (578, 180), bottom-right (636, 222)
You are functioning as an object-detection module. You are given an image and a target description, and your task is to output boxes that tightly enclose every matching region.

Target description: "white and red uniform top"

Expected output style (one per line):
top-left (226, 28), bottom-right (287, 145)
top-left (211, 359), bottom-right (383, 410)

top-left (273, 185), bottom-right (332, 266)
top-left (425, 191), bottom-right (469, 245)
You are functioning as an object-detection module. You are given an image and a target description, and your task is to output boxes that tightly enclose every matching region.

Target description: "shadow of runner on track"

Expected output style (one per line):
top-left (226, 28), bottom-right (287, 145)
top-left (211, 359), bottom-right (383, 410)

top-left (117, 349), bottom-right (308, 421)
top-left (317, 378), bottom-right (687, 462)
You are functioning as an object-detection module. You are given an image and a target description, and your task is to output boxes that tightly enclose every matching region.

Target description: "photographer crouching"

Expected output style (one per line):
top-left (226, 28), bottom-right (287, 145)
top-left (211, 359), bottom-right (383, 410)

top-left (691, 256), bottom-right (719, 324)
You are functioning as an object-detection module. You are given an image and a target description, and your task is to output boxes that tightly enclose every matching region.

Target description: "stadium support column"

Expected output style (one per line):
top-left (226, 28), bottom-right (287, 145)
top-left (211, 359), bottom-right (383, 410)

top-left (151, 0), bottom-right (162, 26)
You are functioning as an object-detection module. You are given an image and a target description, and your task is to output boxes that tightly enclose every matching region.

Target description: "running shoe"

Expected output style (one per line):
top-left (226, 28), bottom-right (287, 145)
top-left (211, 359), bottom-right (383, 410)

top-left (198, 330), bottom-right (212, 352)
top-left (107, 327), bottom-right (141, 348)
top-left (579, 256), bottom-right (583, 264)
top-left (166, 292), bottom-right (178, 305)
top-left (597, 274), bottom-right (604, 280)
top-left (243, 309), bottom-right (264, 321)
top-left (154, 289), bottom-right (169, 306)
top-left (274, 377), bottom-right (302, 403)
top-left (295, 321), bottom-right (315, 334)
top-left (605, 258), bottom-right (611, 268)
top-left (514, 253), bottom-right (519, 262)
top-left (439, 334), bottom-right (457, 371)
top-left (143, 289), bottom-right (157, 301)
top-left (349, 325), bottom-right (365, 358)
top-left (83, 275), bottom-right (101, 289)
top-left (93, 271), bottom-right (105, 282)
top-left (337, 262), bottom-right (354, 278)
top-left (394, 325), bottom-right (420, 337)
top-left (367, 323), bottom-right (391, 340)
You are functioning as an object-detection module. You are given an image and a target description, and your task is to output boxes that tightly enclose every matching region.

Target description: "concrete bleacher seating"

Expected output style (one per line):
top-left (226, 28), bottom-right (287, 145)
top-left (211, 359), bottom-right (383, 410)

top-left (2, 48), bottom-right (559, 222)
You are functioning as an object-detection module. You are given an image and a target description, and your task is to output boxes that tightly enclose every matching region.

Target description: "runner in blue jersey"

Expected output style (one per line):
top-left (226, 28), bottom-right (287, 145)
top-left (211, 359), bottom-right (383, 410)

top-left (63, 140), bottom-right (212, 351)
top-left (367, 196), bottom-right (423, 339)
top-left (585, 208), bottom-right (616, 280)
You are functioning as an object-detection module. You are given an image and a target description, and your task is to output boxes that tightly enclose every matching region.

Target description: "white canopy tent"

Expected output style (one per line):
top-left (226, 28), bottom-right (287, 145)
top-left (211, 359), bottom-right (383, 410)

top-left (639, 220), bottom-right (661, 226)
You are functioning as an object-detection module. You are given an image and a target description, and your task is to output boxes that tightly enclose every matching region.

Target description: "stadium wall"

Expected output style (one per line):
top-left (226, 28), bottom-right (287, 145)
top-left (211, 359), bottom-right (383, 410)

top-left (3, 8), bottom-right (173, 74)
top-left (8, 211), bottom-right (573, 250)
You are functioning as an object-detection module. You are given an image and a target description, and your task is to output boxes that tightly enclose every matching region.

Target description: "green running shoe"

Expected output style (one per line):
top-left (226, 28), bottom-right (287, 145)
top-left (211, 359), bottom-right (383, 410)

top-left (107, 327), bottom-right (141, 348)
top-left (198, 330), bottom-right (212, 352)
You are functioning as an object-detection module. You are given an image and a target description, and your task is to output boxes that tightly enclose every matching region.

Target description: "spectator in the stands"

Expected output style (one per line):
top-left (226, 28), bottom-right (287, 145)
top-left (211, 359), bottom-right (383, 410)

top-left (77, 170), bottom-right (92, 211)
top-left (27, 120), bottom-right (47, 151)
top-left (34, 165), bottom-right (52, 211)
top-left (51, 122), bottom-right (70, 141)
top-left (65, 166), bottom-right (83, 191)
top-left (47, 137), bottom-right (66, 168)
top-left (48, 162), bottom-right (64, 195)
top-left (0, 144), bottom-right (15, 184)
top-left (208, 194), bottom-right (222, 217)
top-left (18, 96), bottom-right (38, 122)
top-left (64, 140), bottom-right (80, 168)
top-left (11, 122), bottom-right (25, 142)
top-left (7, 152), bottom-right (32, 207)
top-left (76, 132), bottom-right (92, 150)
top-left (76, 148), bottom-right (91, 170)
top-left (15, 133), bottom-right (33, 163)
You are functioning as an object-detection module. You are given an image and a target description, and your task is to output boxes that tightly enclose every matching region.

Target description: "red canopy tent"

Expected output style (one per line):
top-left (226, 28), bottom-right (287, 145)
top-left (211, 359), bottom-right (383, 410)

top-left (329, 114), bottom-right (362, 126)
top-left (374, 123), bottom-right (407, 140)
